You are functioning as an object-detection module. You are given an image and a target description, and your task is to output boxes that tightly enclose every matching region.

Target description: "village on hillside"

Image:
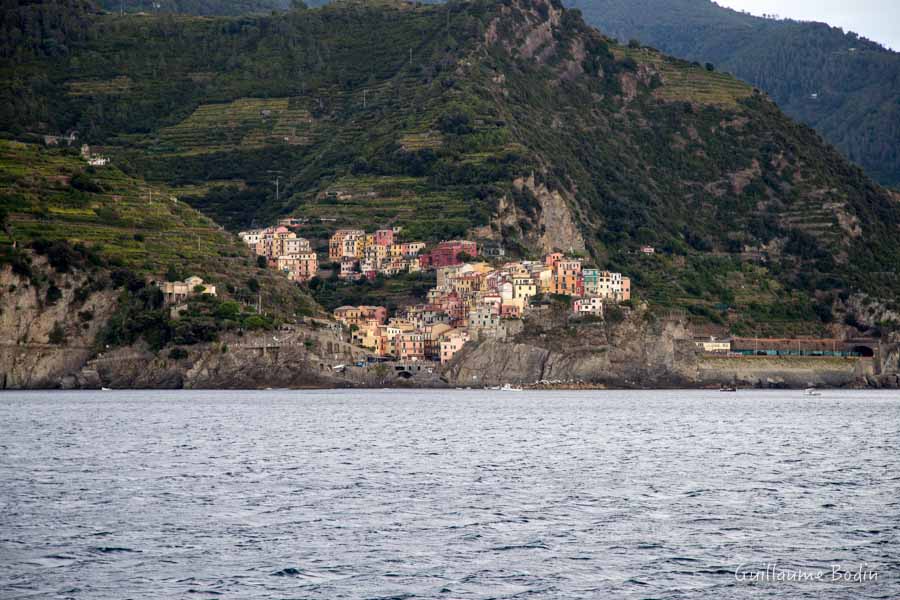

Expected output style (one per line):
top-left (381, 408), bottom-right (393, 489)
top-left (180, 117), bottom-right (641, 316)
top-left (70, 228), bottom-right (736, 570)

top-left (237, 221), bottom-right (632, 365)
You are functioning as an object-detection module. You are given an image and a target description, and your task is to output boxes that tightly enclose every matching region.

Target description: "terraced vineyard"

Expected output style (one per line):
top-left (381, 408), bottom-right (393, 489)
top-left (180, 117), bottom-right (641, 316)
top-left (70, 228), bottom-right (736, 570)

top-left (2, 141), bottom-right (235, 270)
top-left (617, 47), bottom-right (752, 107)
top-left (0, 141), bottom-right (318, 317)
top-left (157, 97), bottom-right (315, 154)
top-left (288, 175), bottom-right (477, 239)
top-left (67, 76), bottom-right (133, 97)
top-left (776, 196), bottom-right (846, 246)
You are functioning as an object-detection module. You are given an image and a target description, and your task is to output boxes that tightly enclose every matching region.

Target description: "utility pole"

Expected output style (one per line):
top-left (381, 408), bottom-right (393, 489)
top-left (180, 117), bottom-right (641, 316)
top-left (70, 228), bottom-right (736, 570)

top-left (268, 170), bottom-right (283, 205)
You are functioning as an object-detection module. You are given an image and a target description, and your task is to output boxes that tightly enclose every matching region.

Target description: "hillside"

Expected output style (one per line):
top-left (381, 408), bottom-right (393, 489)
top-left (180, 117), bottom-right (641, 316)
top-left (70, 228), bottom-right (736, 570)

top-left (3, 0), bottom-right (900, 340)
top-left (564, 0), bottom-right (900, 187)
top-left (0, 140), bottom-right (319, 355)
top-left (95, 0), bottom-right (292, 16)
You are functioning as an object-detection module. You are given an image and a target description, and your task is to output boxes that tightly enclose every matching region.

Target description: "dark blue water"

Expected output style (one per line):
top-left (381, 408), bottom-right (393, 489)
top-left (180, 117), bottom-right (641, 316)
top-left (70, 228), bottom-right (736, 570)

top-left (1, 389), bottom-right (898, 599)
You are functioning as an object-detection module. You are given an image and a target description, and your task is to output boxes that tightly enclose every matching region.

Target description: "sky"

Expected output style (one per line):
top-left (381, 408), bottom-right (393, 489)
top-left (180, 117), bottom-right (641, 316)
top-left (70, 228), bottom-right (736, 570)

top-left (716, 0), bottom-right (900, 50)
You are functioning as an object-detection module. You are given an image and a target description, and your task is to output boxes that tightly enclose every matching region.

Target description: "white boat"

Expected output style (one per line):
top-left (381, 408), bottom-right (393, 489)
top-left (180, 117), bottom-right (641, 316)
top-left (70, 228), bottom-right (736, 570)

top-left (500, 383), bottom-right (523, 392)
top-left (100, 387), bottom-right (112, 391)
top-left (804, 388), bottom-right (822, 396)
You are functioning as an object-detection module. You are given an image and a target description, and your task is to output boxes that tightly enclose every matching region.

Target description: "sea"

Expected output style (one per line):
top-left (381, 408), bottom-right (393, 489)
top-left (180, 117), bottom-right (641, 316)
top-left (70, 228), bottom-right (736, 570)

top-left (1, 389), bottom-right (898, 599)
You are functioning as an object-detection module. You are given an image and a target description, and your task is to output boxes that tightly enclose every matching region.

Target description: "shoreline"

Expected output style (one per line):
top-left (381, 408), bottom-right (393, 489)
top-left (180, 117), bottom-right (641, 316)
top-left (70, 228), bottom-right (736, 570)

top-left (0, 382), bottom-right (886, 392)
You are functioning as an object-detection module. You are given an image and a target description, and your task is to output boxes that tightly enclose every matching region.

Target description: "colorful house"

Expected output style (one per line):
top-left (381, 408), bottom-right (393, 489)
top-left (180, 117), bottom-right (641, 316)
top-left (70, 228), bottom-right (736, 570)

top-left (420, 240), bottom-right (478, 269)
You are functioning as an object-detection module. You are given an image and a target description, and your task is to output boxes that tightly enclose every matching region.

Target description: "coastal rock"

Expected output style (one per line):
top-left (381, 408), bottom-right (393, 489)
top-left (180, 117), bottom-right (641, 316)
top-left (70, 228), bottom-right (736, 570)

top-left (444, 307), bottom-right (883, 390)
top-left (445, 309), bottom-right (697, 387)
top-left (0, 260), bottom-right (116, 389)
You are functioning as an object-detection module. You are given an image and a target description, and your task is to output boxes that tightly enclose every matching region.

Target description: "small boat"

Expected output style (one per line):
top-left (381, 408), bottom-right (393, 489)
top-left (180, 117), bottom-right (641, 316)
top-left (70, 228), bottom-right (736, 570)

top-left (100, 387), bottom-right (112, 392)
top-left (804, 388), bottom-right (822, 396)
top-left (719, 385), bottom-right (737, 392)
top-left (500, 383), bottom-right (523, 392)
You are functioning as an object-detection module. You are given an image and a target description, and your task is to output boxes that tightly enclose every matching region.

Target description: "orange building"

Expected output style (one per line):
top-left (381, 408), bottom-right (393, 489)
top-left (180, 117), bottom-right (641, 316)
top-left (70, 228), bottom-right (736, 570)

top-left (552, 259), bottom-right (582, 296)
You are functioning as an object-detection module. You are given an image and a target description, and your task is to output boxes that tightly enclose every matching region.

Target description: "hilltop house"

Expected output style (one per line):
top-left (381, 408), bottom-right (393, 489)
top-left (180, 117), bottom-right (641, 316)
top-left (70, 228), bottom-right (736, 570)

top-left (161, 276), bottom-right (216, 304)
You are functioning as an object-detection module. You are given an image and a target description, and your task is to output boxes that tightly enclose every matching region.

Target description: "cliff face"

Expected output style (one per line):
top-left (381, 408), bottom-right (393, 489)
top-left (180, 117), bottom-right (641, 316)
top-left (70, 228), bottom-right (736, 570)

top-left (443, 307), bottom-right (890, 389)
top-left (86, 327), bottom-right (367, 389)
top-left (444, 308), bottom-right (698, 387)
top-left (2, 253), bottom-right (895, 391)
top-left (0, 260), bottom-right (117, 389)
top-left (0, 257), bottom-right (368, 390)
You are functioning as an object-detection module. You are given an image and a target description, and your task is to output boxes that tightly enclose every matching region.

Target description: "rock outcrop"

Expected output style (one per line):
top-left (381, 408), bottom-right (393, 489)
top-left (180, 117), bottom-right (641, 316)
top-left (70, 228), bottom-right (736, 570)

top-left (0, 259), bottom-right (117, 389)
top-left (445, 307), bottom-right (696, 387)
top-left (444, 305), bottom-right (888, 389)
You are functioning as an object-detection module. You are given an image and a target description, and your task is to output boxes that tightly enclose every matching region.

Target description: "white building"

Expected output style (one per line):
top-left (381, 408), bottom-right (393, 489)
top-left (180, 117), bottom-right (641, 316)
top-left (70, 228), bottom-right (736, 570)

top-left (574, 297), bottom-right (604, 317)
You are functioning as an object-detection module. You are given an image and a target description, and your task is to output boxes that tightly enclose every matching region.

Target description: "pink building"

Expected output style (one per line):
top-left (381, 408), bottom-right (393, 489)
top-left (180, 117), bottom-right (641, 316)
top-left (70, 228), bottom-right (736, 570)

top-left (359, 306), bottom-right (388, 325)
top-left (500, 304), bottom-right (522, 318)
top-left (375, 229), bottom-right (395, 246)
top-left (398, 333), bottom-right (426, 361)
top-left (440, 332), bottom-right (470, 364)
top-left (276, 252), bottom-right (318, 283)
top-left (438, 292), bottom-right (467, 325)
top-left (420, 240), bottom-right (478, 269)
top-left (545, 252), bottom-right (564, 268)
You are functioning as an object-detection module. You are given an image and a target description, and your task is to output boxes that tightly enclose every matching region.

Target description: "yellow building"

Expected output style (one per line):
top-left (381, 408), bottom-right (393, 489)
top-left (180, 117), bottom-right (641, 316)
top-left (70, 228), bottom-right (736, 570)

top-left (161, 276), bottom-right (216, 304)
top-left (329, 229), bottom-right (365, 261)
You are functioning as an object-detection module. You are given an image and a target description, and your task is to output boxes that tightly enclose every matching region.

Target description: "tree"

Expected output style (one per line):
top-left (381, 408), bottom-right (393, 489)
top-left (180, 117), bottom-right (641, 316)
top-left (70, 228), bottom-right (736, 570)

top-left (605, 305), bottom-right (625, 324)
top-left (215, 300), bottom-right (241, 320)
top-left (165, 265), bottom-right (182, 282)
top-left (46, 284), bottom-right (62, 304)
top-left (438, 106), bottom-right (474, 135)
top-left (243, 315), bottom-right (266, 329)
top-left (372, 362), bottom-right (389, 384)
top-left (48, 322), bottom-right (67, 345)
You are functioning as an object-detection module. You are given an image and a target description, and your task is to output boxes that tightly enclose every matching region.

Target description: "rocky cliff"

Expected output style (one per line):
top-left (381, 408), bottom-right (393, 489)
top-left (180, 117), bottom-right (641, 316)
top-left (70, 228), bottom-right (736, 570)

top-left (443, 305), bottom-right (893, 389)
top-left (81, 327), bottom-right (368, 389)
top-left (0, 259), bottom-right (372, 390)
top-left (444, 306), bottom-right (697, 387)
top-left (0, 259), bottom-right (117, 389)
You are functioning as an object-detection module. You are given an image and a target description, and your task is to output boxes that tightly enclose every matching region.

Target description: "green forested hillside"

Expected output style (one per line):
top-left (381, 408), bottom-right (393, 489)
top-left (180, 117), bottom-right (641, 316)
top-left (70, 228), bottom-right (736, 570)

top-left (95, 0), bottom-right (292, 16)
top-left (3, 0), bottom-right (900, 336)
top-left (565, 0), bottom-right (900, 186)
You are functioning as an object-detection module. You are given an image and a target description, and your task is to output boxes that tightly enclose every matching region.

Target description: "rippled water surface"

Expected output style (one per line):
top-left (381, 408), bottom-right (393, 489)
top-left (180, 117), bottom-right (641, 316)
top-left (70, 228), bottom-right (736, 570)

top-left (1, 389), bottom-right (899, 599)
